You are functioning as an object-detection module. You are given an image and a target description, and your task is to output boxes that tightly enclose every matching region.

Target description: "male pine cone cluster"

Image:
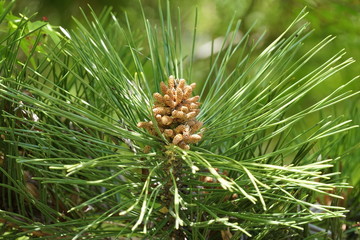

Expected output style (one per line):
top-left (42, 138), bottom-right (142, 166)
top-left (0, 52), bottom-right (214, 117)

top-left (138, 76), bottom-right (203, 150)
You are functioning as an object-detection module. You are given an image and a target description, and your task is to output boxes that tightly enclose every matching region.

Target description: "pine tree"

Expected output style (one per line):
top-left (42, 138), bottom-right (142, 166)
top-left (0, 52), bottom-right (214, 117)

top-left (0, 1), bottom-right (359, 239)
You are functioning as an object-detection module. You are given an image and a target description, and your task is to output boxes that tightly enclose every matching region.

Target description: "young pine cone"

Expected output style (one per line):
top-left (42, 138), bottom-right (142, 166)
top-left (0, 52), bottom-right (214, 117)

top-left (138, 76), bottom-right (203, 150)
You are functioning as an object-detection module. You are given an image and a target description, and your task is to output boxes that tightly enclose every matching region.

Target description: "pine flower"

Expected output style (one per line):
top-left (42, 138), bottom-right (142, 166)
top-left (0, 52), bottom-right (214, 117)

top-left (138, 76), bottom-right (203, 149)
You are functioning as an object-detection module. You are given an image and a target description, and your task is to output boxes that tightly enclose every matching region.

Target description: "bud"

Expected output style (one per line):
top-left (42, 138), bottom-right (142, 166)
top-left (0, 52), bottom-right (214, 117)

top-left (175, 87), bottom-right (183, 105)
top-left (186, 111), bottom-right (198, 120)
top-left (173, 134), bottom-right (183, 144)
top-left (168, 75), bottom-right (175, 89)
top-left (153, 106), bottom-right (171, 115)
top-left (178, 79), bottom-right (186, 89)
top-left (153, 92), bottom-right (163, 103)
top-left (155, 114), bottom-right (162, 123)
top-left (161, 116), bottom-right (173, 125)
top-left (183, 86), bottom-right (193, 100)
top-left (187, 96), bottom-right (200, 103)
top-left (172, 110), bottom-right (186, 120)
top-left (166, 88), bottom-right (174, 100)
top-left (187, 134), bottom-right (202, 143)
top-left (190, 103), bottom-right (198, 110)
top-left (160, 82), bottom-right (168, 95)
top-left (163, 94), bottom-right (175, 108)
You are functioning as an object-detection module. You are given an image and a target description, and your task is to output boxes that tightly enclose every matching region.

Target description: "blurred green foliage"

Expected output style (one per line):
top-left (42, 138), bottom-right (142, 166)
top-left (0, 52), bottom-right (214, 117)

top-left (13, 0), bottom-right (359, 95)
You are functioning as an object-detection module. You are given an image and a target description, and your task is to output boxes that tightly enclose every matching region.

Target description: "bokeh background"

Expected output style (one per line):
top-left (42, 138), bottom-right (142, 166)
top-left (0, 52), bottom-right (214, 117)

top-left (12, 0), bottom-right (360, 92)
top-left (12, 0), bottom-right (360, 186)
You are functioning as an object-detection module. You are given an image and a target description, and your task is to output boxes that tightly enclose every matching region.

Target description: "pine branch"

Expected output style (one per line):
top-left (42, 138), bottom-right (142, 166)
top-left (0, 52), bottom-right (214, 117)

top-left (0, 1), bottom-right (359, 239)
